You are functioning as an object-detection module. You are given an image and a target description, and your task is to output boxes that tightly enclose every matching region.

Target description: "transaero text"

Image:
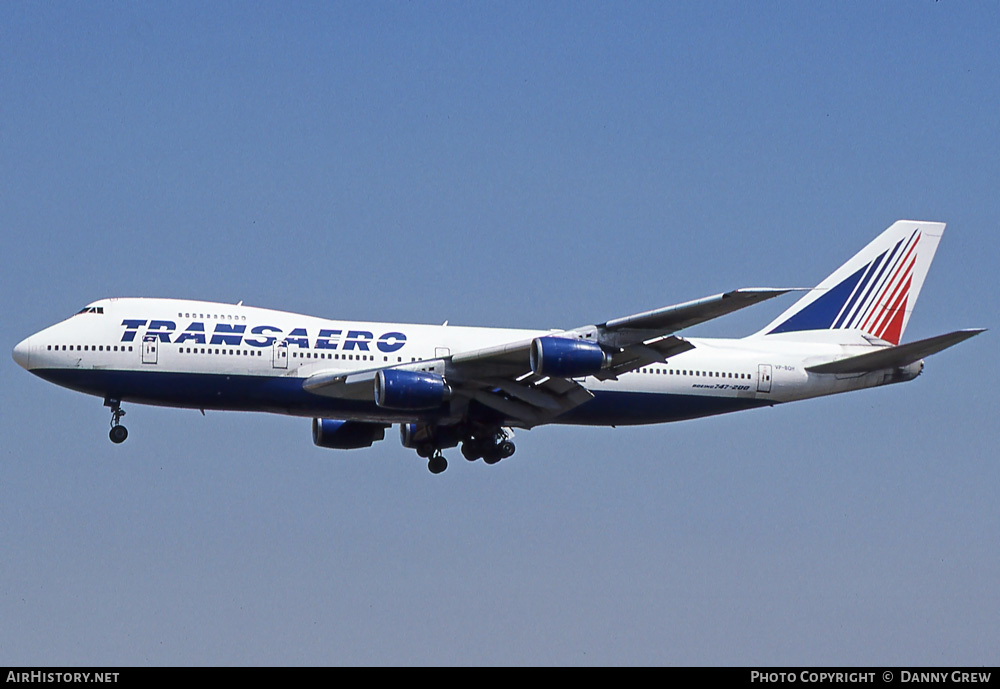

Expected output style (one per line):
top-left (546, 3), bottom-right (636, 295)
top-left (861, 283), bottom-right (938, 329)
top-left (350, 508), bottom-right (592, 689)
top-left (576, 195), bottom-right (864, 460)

top-left (119, 321), bottom-right (406, 352)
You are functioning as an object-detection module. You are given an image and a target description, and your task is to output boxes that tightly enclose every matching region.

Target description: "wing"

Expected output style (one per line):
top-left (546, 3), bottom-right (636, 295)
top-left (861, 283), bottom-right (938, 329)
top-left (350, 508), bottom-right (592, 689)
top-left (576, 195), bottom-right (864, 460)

top-left (305, 288), bottom-right (797, 427)
top-left (591, 287), bottom-right (799, 379)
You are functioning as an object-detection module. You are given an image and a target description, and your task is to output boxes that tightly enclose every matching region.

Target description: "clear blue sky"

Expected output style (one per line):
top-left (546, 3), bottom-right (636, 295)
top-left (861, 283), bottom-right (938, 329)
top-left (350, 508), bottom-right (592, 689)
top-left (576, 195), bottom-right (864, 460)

top-left (1, 2), bottom-right (997, 665)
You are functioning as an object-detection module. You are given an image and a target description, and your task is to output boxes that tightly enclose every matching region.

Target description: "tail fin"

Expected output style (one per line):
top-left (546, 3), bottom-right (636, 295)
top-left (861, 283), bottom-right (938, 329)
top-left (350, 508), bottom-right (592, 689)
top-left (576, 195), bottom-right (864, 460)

top-left (757, 220), bottom-right (945, 344)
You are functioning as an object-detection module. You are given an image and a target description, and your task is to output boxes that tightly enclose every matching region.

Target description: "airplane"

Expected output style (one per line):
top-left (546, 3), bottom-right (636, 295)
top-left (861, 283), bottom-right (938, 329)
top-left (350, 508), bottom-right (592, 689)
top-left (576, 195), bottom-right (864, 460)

top-left (12, 220), bottom-right (984, 474)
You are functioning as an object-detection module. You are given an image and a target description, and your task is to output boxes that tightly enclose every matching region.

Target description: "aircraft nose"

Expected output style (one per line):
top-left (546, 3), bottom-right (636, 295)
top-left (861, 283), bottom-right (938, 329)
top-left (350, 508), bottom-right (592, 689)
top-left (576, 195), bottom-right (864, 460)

top-left (12, 337), bottom-right (32, 370)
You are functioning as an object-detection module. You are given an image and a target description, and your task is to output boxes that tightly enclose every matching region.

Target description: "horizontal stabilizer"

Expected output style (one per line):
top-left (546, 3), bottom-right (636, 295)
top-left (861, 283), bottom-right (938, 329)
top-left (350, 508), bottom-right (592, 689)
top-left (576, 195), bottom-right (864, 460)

top-left (806, 329), bottom-right (985, 374)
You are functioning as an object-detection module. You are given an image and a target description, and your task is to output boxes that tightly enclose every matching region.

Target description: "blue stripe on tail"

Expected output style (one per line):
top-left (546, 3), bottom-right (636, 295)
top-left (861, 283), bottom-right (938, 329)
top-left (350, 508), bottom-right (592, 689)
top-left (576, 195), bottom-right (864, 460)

top-left (768, 264), bottom-right (867, 334)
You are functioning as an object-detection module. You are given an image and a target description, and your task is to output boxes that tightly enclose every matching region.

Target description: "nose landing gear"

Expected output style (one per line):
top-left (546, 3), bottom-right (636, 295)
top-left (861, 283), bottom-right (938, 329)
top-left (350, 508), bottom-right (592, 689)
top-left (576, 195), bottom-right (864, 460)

top-left (105, 398), bottom-right (128, 444)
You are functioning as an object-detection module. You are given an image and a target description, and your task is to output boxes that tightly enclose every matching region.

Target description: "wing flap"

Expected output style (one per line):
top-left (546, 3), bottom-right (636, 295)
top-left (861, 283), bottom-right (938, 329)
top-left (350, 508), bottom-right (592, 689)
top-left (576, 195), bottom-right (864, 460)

top-left (471, 389), bottom-right (546, 427)
top-left (484, 377), bottom-right (566, 411)
top-left (472, 374), bottom-right (595, 426)
top-left (595, 335), bottom-right (695, 380)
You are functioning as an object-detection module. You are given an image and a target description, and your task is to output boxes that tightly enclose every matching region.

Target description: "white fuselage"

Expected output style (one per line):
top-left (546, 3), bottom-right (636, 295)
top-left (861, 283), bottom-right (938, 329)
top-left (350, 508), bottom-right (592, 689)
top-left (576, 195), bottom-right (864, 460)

top-left (13, 297), bottom-right (919, 428)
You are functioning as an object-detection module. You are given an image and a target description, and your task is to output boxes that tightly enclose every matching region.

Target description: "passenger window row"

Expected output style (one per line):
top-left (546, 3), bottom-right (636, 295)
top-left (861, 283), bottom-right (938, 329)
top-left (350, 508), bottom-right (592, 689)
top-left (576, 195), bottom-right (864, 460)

top-left (178, 312), bottom-right (246, 321)
top-left (47, 344), bottom-right (132, 352)
top-left (638, 366), bottom-right (752, 379)
top-left (179, 348), bottom-right (261, 356)
top-left (291, 352), bottom-right (374, 361)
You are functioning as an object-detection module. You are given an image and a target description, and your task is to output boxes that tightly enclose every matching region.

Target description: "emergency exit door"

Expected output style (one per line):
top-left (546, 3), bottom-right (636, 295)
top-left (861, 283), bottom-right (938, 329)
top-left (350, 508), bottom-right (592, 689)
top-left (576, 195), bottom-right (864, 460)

top-left (272, 341), bottom-right (288, 369)
top-left (142, 336), bottom-right (158, 364)
top-left (757, 364), bottom-right (772, 393)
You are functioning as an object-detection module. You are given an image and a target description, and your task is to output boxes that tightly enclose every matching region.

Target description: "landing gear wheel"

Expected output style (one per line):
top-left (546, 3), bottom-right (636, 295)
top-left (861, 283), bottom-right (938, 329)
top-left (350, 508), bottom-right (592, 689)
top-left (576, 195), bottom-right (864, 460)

top-left (109, 425), bottom-right (128, 444)
top-left (483, 450), bottom-right (502, 465)
top-left (428, 454), bottom-right (448, 474)
top-left (462, 441), bottom-right (482, 461)
top-left (499, 441), bottom-right (515, 459)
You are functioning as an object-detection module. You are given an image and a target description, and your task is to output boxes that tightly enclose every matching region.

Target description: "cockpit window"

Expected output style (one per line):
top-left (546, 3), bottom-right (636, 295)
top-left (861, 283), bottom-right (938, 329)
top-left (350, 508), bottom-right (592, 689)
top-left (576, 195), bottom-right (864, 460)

top-left (75, 306), bottom-right (105, 315)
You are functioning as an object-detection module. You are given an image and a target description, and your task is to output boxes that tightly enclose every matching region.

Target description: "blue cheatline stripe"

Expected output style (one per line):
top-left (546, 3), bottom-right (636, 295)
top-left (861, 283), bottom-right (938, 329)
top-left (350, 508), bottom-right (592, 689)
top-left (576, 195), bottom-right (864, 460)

top-left (560, 389), bottom-right (772, 425)
top-left (29, 367), bottom-right (770, 428)
top-left (33, 367), bottom-right (400, 418)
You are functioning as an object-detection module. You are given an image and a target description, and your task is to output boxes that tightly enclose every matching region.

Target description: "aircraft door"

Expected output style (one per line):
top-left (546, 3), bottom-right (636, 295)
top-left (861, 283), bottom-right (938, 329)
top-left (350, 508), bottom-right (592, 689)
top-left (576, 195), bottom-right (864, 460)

top-left (272, 341), bottom-right (288, 369)
top-left (757, 364), bottom-right (772, 393)
top-left (142, 336), bottom-right (158, 365)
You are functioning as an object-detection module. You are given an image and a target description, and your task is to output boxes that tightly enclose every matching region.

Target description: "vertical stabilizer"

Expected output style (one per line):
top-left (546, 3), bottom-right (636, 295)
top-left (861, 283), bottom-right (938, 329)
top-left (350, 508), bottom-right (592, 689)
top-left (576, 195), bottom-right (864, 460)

top-left (757, 220), bottom-right (945, 344)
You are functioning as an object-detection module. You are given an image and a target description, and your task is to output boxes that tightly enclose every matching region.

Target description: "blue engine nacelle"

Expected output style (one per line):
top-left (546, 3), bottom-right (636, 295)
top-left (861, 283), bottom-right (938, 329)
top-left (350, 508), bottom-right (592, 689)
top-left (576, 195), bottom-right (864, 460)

top-left (375, 369), bottom-right (452, 410)
top-left (312, 418), bottom-right (388, 449)
top-left (400, 422), bottom-right (462, 450)
top-left (529, 336), bottom-right (609, 378)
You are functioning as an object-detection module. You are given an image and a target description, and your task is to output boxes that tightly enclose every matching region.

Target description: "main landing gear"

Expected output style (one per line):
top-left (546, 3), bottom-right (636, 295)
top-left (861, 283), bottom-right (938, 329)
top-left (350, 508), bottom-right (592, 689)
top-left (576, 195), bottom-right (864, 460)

top-left (428, 452), bottom-right (448, 475)
top-left (460, 430), bottom-right (515, 466)
top-left (409, 425), bottom-right (516, 475)
top-left (415, 444), bottom-right (449, 474)
top-left (105, 398), bottom-right (128, 444)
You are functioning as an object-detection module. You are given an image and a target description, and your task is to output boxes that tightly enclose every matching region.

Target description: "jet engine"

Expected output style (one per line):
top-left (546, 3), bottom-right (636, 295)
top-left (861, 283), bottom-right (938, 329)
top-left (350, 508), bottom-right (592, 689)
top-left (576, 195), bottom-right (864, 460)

top-left (312, 418), bottom-right (388, 449)
top-left (400, 422), bottom-right (462, 451)
top-left (374, 370), bottom-right (451, 410)
top-left (529, 336), bottom-right (609, 378)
